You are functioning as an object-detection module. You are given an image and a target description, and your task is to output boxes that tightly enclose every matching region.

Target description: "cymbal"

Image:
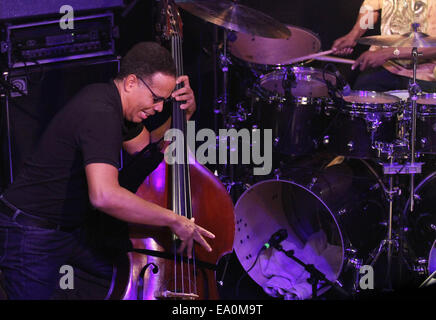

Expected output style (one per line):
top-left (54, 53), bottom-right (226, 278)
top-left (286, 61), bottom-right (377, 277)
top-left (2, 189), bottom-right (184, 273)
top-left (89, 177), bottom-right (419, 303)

top-left (358, 30), bottom-right (436, 48)
top-left (176, 0), bottom-right (291, 39)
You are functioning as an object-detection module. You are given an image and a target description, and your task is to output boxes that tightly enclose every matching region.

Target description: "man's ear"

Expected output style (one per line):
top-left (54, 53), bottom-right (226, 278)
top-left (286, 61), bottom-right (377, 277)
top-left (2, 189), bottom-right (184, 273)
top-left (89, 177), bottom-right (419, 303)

top-left (124, 74), bottom-right (138, 92)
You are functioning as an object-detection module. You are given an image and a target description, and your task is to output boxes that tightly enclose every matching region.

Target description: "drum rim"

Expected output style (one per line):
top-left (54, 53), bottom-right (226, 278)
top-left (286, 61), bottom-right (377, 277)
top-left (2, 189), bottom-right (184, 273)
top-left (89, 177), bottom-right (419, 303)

top-left (259, 66), bottom-right (336, 99)
top-left (402, 171), bottom-right (436, 273)
top-left (233, 178), bottom-right (345, 295)
top-left (260, 66), bottom-right (336, 81)
top-left (342, 90), bottom-right (401, 104)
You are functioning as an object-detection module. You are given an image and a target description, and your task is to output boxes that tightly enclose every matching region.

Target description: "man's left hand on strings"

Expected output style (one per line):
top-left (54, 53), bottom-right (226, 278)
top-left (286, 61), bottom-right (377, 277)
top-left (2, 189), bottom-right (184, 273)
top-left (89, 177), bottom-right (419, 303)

top-left (172, 75), bottom-right (196, 120)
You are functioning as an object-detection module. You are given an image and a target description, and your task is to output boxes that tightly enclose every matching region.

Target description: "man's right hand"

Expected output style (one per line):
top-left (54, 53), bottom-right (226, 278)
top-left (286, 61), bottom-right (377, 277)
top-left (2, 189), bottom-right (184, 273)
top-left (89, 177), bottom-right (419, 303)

top-left (170, 215), bottom-right (215, 259)
top-left (332, 34), bottom-right (358, 56)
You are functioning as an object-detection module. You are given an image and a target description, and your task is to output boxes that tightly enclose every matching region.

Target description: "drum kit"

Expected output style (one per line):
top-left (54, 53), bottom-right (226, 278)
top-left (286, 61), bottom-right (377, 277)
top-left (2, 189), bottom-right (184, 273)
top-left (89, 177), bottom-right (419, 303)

top-left (178, 1), bottom-right (436, 299)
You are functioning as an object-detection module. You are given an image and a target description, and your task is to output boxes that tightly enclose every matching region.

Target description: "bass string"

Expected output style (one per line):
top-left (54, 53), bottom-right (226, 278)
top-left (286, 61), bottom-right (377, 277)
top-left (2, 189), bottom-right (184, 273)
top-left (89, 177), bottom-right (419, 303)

top-left (172, 34), bottom-right (198, 296)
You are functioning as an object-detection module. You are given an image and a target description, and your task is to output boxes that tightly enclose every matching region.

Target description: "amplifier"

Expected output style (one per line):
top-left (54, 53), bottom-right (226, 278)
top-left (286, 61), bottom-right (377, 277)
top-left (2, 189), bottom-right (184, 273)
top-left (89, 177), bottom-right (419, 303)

top-left (0, 0), bottom-right (124, 21)
top-left (1, 13), bottom-right (116, 68)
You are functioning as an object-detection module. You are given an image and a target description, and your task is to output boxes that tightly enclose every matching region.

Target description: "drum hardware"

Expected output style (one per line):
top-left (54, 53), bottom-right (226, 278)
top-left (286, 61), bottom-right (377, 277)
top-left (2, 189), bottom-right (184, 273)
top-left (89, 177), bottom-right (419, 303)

top-left (345, 249), bottom-right (364, 294)
top-left (415, 259), bottom-right (430, 276)
top-left (419, 270), bottom-right (436, 288)
top-left (272, 240), bottom-right (350, 299)
top-left (226, 102), bottom-right (252, 126)
top-left (358, 23), bottom-right (433, 212)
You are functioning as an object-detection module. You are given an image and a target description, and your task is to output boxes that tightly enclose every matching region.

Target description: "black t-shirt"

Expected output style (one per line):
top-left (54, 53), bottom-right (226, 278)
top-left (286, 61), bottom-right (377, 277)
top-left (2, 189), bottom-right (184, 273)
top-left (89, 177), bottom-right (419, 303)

top-left (3, 81), bottom-right (143, 227)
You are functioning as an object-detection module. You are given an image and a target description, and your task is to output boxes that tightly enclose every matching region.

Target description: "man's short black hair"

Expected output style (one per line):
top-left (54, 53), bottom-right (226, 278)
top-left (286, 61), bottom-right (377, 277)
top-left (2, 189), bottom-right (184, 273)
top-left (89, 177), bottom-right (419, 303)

top-left (116, 42), bottom-right (176, 82)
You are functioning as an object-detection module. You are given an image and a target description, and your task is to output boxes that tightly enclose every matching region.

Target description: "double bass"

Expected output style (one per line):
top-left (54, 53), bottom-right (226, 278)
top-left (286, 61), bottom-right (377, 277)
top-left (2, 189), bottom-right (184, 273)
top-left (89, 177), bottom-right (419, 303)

top-left (108, 0), bottom-right (235, 300)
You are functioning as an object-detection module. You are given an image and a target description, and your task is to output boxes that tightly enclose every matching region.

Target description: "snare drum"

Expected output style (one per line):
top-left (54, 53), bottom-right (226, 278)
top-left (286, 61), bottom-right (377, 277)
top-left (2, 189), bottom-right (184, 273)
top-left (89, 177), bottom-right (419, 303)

top-left (326, 91), bottom-right (401, 158)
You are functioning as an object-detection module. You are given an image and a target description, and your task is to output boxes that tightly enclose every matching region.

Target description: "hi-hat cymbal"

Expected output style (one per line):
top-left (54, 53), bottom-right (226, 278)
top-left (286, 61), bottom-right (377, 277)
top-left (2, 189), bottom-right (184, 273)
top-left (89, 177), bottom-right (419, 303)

top-left (358, 30), bottom-right (436, 48)
top-left (176, 0), bottom-right (291, 38)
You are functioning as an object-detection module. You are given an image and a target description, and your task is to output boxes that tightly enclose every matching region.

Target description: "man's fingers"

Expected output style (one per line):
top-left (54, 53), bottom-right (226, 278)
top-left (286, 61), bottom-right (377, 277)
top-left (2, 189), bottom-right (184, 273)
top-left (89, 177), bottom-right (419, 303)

top-left (194, 233), bottom-right (212, 252)
top-left (176, 75), bottom-right (190, 87)
top-left (352, 55), bottom-right (363, 70)
top-left (178, 240), bottom-right (187, 254)
top-left (172, 88), bottom-right (192, 99)
top-left (360, 58), bottom-right (369, 71)
top-left (196, 225), bottom-right (215, 239)
top-left (186, 239), bottom-right (194, 259)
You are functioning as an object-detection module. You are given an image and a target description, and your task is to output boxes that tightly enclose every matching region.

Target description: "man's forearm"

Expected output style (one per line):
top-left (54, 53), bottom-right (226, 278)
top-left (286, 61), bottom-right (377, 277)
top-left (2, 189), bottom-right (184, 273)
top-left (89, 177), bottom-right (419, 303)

top-left (94, 184), bottom-right (178, 228)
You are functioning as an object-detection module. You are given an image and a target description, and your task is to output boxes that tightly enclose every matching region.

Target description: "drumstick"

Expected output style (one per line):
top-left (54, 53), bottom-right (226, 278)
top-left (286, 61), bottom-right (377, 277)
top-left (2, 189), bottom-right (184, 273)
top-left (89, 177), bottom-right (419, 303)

top-left (314, 55), bottom-right (355, 64)
top-left (288, 50), bottom-right (333, 64)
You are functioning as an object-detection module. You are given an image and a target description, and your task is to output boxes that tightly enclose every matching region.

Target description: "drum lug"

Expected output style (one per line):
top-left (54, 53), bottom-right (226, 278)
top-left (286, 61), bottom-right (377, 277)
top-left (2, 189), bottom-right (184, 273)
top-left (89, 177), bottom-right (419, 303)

top-left (337, 208), bottom-right (347, 217)
top-left (273, 137), bottom-right (280, 147)
top-left (420, 137), bottom-right (428, 149)
top-left (273, 168), bottom-right (282, 180)
top-left (306, 177), bottom-right (318, 190)
top-left (346, 141), bottom-right (354, 152)
top-left (322, 135), bottom-right (330, 145)
top-left (413, 259), bottom-right (428, 276)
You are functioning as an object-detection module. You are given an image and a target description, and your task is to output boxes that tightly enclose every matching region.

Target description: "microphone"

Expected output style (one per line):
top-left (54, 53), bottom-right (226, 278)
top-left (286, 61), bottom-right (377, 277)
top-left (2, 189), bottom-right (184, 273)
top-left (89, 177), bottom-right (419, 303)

top-left (331, 66), bottom-right (351, 96)
top-left (263, 229), bottom-right (288, 249)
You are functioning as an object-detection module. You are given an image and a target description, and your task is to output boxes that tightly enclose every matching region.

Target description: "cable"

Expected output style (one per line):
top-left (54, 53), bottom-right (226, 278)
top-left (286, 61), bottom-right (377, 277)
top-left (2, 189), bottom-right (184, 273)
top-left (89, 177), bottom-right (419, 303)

top-left (235, 247), bottom-right (264, 297)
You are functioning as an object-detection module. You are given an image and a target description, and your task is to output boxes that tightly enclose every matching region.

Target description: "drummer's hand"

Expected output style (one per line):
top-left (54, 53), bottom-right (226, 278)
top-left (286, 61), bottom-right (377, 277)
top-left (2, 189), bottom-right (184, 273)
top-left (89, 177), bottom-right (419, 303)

top-left (352, 49), bottom-right (392, 71)
top-left (332, 34), bottom-right (358, 56)
top-left (172, 75), bottom-right (196, 120)
top-left (171, 215), bottom-right (215, 259)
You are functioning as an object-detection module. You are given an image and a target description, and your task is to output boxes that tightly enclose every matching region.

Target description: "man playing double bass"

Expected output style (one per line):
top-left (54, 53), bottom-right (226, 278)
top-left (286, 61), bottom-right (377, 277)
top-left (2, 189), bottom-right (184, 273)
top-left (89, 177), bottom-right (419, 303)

top-left (0, 42), bottom-right (215, 299)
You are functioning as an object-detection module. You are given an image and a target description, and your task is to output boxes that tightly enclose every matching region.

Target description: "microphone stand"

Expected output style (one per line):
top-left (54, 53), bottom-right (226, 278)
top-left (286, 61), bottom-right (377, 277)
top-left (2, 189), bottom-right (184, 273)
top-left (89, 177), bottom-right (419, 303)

top-left (274, 244), bottom-right (349, 299)
top-left (0, 71), bottom-right (27, 185)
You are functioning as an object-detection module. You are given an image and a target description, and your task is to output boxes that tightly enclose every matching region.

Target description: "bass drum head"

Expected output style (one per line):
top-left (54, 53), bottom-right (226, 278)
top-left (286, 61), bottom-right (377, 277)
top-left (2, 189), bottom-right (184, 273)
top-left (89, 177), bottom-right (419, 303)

top-left (404, 171), bottom-right (436, 273)
top-left (233, 179), bottom-right (344, 300)
top-left (229, 25), bottom-right (321, 66)
top-left (233, 156), bottom-right (387, 299)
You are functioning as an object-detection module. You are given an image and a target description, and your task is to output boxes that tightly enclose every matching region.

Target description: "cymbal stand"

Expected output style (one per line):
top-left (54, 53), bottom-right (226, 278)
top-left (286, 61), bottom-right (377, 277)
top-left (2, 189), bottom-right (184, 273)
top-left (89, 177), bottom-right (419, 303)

top-left (408, 43), bottom-right (423, 212)
top-left (366, 153), bottom-right (401, 290)
top-left (214, 29), bottom-right (239, 189)
top-left (0, 71), bottom-right (27, 186)
top-left (368, 25), bottom-right (424, 290)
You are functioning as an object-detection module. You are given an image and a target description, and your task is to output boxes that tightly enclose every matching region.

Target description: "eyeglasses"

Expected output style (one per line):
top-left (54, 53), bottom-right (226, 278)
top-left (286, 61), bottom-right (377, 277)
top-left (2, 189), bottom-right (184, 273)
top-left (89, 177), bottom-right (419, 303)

top-left (137, 76), bottom-right (172, 104)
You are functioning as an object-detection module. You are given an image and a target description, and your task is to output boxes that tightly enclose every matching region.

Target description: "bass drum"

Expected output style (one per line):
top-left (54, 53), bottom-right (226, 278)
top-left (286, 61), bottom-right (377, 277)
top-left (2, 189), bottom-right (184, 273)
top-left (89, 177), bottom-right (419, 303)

top-left (233, 155), bottom-right (387, 299)
top-left (403, 171), bottom-right (436, 274)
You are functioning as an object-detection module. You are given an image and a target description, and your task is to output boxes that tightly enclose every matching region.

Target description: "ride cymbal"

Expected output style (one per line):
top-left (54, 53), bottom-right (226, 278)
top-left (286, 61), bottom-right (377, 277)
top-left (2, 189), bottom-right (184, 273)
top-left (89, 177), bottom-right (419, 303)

top-left (176, 0), bottom-right (291, 38)
top-left (358, 30), bottom-right (436, 48)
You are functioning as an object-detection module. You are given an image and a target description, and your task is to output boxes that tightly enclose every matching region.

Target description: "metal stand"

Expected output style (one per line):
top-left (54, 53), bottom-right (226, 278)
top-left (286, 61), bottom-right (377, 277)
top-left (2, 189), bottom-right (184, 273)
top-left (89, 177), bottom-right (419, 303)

top-left (366, 157), bottom-right (399, 290)
top-left (366, 24), bottom-right (424, 290)
top-left (0, 71), bottom-right (27, 185)
top-left (274, 244), bottom-right (349, 299)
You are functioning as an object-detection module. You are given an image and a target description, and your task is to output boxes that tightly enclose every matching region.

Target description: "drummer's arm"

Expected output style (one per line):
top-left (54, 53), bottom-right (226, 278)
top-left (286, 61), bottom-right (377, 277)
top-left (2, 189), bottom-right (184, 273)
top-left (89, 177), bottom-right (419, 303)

top-left (352, 47), bottom-right (436, 71)
top-left (332, 6), bottom-right (380, 54)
